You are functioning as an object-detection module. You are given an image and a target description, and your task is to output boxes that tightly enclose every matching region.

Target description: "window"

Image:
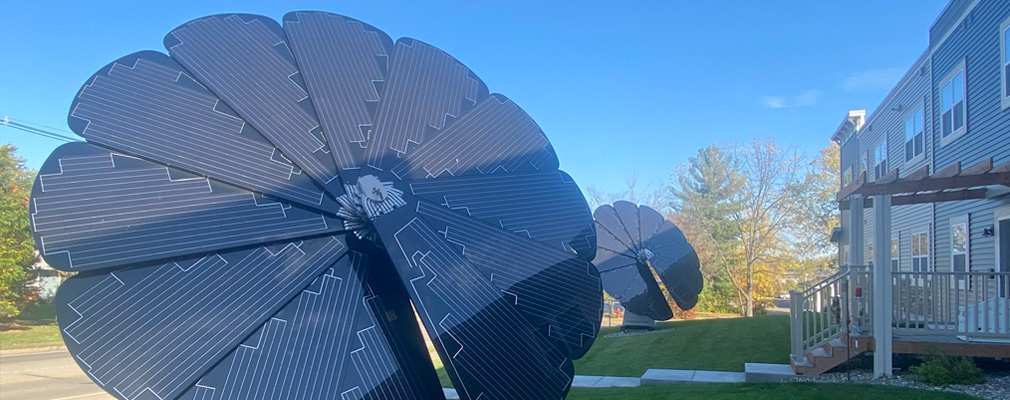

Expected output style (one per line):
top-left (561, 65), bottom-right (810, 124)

top-left (871, 141), bottom-right (887, 181)
top-left (842, 244), bottom-right (850, 265)
top-left (950, 216), bottom-right (969, 287)
top-left (1001, 17), bottom-right (1010, 109)
top-left (911, 230), bottom-right (930, 272)
top-left (867, 242), bottom-right (874, 265)
top-left (891, 236), bottom-right (899, 271)
top-left (904, 108), bottom-right (924, 162)
top-left (939, 62), bottom-right (966, 144)
top-left (842, 166), bottom-right (853, 187)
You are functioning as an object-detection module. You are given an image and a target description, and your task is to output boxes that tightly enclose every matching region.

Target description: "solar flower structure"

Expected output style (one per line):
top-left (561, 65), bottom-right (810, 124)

top-left (593, 201), bottom-right (703, 321)
top-left (29, 12), bottom-right (603, 400)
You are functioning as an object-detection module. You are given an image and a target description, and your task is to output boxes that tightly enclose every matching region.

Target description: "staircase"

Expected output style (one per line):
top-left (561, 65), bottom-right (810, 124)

top-left (790, 334), bottom-right (872, 375)
top-left (789, 265), bottom-right (874, 375)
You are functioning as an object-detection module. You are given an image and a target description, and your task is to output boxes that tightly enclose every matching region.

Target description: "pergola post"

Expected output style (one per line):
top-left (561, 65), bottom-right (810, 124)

top-left (872, 195), bottom-right (893, 377)
top-left (849, 196), bottom-right (864, 268)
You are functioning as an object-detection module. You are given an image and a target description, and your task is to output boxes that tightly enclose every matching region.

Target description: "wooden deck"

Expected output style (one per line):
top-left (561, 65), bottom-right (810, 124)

top-left (857, 331), bottom-right (1010, 358)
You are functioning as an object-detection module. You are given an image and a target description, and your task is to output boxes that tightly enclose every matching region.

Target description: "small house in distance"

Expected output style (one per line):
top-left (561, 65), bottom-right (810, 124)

top-left (791, 0), bottom-right (1010, 377)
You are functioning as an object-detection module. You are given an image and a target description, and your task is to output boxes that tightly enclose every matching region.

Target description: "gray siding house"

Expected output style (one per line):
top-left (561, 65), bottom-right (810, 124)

top-left (790, 0), bottom-right (1010, 378)
top-left (833, 0), bottom-right (1010, 286)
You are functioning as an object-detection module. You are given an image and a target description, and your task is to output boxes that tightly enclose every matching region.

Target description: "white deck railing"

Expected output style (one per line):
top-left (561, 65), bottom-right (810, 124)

top-left (892, 271), bottom-right (1010, 340)
top-left (789, 264), bottom-right (872, 365)
top-left (791, 266), bottom-right (1010, 364)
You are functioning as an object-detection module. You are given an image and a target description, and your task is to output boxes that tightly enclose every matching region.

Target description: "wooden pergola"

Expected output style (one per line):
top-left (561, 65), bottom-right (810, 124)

top-left (833, 157), bottom-right (1010, 377)
top-left (837, 157), bottom-right (1010, 210)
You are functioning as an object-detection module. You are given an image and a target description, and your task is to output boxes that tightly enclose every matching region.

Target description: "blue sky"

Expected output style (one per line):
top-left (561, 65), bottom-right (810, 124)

top-left (0, 0), bottom-right (948, 195)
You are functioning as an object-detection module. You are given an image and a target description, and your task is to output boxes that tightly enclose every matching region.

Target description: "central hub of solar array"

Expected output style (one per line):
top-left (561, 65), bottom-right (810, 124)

top-left (336, 175), bottom-right (405, 241)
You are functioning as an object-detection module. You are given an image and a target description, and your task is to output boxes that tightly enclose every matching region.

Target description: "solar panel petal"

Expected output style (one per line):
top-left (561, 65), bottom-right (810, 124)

top-left (166, 14), bottom-right (344, 197)
top-left (30, 143), bottom-right (343, 272)
top-left (592, 202), bottom-right (703, 319)
top-left (67, 51), bottom-right (338, 211)
top-left (55, 236), bottom-right (348, 400)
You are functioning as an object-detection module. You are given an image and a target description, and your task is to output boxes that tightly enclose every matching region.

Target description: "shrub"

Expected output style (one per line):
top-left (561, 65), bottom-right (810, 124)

top-left (908, 354), bottom-right (985, 386)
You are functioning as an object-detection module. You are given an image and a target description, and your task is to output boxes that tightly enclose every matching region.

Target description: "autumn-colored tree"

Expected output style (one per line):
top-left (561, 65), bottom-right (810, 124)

top-left (0, 144), bottom-right (37, 319)
top-left (789, 142), bottom-right (841, 266)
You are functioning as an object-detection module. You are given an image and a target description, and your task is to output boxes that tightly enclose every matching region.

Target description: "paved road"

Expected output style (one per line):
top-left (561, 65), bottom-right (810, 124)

top-left (0, 350), bottom-right (112, 400)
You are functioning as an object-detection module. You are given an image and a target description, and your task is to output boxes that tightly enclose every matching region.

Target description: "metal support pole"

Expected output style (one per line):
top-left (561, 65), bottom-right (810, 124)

top-left (872, 195), bottom-right (893, 377)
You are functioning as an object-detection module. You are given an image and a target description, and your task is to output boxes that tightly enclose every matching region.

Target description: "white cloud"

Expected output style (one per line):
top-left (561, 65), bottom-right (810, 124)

top-left (760, 96), bottom-right (787, 108)
top-left (759, 90), bottom-right (821, 109)
top-left (841, 67), bottom-right (905, 92)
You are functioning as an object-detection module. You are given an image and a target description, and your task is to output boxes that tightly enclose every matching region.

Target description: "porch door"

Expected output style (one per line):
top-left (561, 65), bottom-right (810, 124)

top-left (1000, 219), bottom-right (1009, 297)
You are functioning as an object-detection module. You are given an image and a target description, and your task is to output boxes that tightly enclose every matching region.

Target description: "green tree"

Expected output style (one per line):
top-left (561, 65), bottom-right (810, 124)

top-left (0, 144), bottom-right (37, 319)
top-left (667, 144), bottom-right (746, 312)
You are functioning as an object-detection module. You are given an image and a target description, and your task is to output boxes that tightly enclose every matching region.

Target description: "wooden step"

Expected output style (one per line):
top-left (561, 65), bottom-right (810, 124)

top-left (791, 335), bottom-right (871, 376)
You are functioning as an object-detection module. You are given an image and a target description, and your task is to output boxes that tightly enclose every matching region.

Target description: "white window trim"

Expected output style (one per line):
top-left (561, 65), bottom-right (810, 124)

top-left (995, 205), bottom-right (1010, 298)
top-left (939, 59), bottom-right (968, 147)
top-left (891, 233), bottom-right (900, 272)
top-left (911, 227), bottom-right (930, 273)
top-left (902, 104), bottom-right (926, 166)
top-left (949, 215), bottom-right (970, 290)
top-left (1001, 16), bottom-right (1010, 110)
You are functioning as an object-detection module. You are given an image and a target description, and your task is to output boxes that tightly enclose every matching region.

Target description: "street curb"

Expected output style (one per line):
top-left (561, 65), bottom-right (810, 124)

top-left (0, 345), bottom-right (67, 356)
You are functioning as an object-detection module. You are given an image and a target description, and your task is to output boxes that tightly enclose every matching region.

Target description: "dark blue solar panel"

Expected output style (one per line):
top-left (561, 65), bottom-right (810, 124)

top-left (56, 236), bottom-right (347, 400)
top-left (407, 171), bottom-right (596, 261)
top-left (30, 143), bottom-right (342, 272)
top-left (33, 11), bottom-right (605, 400)
top-left (593, 202), bottom-right (703, 320)
top-left (166, 14), bottom-right (343, 197)
top-left (67, 51), bottom-right (338, 211)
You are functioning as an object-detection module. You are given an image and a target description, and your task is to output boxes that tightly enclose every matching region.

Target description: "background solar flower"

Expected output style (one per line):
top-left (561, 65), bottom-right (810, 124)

top-left (29, 12), bottom-right (603, 400)
top-left (593, 201), bottom-right (703, 320)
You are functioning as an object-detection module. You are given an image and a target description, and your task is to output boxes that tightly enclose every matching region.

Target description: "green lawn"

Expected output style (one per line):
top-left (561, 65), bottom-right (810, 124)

top-left (574, 315), bottom-right (790, 376)
top-left (0, 302), bottom-right (63, 351)
top-left (566, 383), bottom-right (978, 400)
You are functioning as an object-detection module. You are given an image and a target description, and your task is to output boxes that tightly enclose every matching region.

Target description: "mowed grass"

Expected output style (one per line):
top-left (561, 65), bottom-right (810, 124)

top-left (0, 302), bottom-right (63, 351)
top-left (0, 323), bottom-right (63, 350)
top-left (574, 315), bottom-right (790, 376)
top-left (565, 383), bottom-right (979, 400)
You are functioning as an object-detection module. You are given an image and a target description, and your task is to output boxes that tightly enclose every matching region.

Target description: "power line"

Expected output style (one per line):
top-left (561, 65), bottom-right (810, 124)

top-left (1, 115), bottom-right (82, 143)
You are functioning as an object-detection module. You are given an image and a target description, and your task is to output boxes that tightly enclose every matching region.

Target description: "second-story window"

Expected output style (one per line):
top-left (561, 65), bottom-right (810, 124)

top-left (911, 230), bottom-right (929, 272)
top-left (940, 64), bottom-right (966, 142)
top-left (904, 108), bottom-right (924, 162)
top-left (842, 165), bottom-right (853, 187)
top-left (872, 141), bottom-right (887, 180)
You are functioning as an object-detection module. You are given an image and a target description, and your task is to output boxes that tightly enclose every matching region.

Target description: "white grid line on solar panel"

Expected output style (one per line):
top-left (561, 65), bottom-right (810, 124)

top-left (46, 216), bottom-right (328, 261)
top-left (416, 202), bottom-right (599, 347)
top-left (393, 96), bottom-right (552, 180)
top-left (35, 192), bottom-right (296, 237)
top-left (32, 191), bottom-right (277, 230)
top-left (417, 201), bottom-right (595, 294)
top-left (285, 13), bottom-right (386, 170)
top-left (67, 239), bottom-right (343, 398)
top-left (73, 62), bottom-right (326, 205)
top-left (395, 219), bottom-right (569, 397)
top-left (168, 16), bottom-right (337, 184)
top-left (366, 40), bottom-right (478, 170)
top-left (41, 217), bottom-right (329, 270)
